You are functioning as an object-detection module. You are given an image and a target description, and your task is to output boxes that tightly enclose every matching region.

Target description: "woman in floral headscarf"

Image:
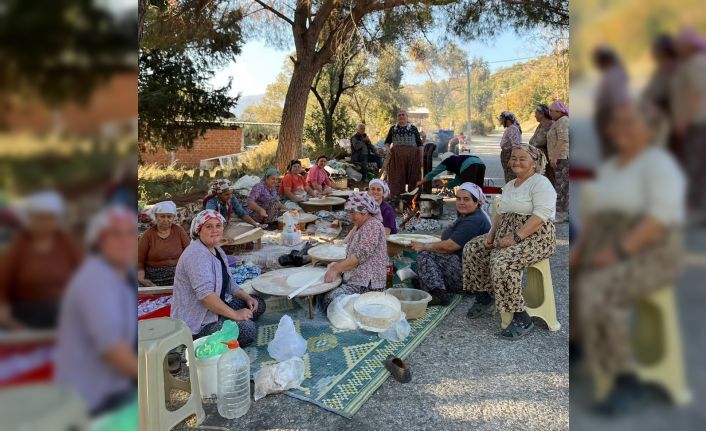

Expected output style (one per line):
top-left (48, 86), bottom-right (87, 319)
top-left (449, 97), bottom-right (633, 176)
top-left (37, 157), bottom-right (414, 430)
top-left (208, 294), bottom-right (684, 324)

top-left (410, 182), bottom-right (491, 306)
top-left (247, 168), bottom-right (286, 225)
top-left (547, 100), bottom-right (570, 222)
top-left (498, 111), bottom-right (523, 183)
top-left (322, 193), bottom-right (388, 308)
top-left (203, 179), bottom-right (262, 228)
top-left (171, 209), bottom-right (266, 346)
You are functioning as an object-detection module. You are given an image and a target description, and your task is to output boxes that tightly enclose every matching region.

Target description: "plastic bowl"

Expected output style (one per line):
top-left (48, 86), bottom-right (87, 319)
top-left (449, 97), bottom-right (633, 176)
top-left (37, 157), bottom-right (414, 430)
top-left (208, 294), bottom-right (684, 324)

top-left (353, 292), bottom-right (401, 332)
top-left (386, 288), bottom-right (432, 320)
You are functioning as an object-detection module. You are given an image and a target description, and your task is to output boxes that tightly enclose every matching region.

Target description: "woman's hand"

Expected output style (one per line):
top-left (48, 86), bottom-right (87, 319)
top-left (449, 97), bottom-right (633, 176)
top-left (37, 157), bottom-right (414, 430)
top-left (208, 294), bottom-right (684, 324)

top-left (232, 308), bottom-right (254, 321)
top-left (416, 179), bottom-right (426, 187)
top-left (591, 246), bottom-right (618, 268)
top-left (245, 295), bottom-right (258, 312)
top-left (324, 263), bottom-right (339, 283)
top-left (139, 278), bottom-right (156, 287)
top-left (483, 234), bottom-right (495, 249)
top-left (498, 234), bottom-right (517, 248)
top-left (409, 241), bottom-right (426, 252)
top-left (259, 208), bottom-right (268, 218)
top-left (550, 158), bottom-right (558, 168)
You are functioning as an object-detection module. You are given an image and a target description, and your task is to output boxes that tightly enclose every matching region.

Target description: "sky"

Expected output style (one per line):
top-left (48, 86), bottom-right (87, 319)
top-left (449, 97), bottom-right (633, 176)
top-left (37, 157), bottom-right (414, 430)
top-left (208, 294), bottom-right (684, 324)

top-left (211, 28), bottom-right (547, 98)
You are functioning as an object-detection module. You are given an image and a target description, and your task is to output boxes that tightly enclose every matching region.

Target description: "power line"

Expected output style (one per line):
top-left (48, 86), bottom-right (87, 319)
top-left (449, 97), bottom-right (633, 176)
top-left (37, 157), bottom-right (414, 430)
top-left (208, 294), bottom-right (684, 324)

top-left (485, 55), bottom-right (542, 64)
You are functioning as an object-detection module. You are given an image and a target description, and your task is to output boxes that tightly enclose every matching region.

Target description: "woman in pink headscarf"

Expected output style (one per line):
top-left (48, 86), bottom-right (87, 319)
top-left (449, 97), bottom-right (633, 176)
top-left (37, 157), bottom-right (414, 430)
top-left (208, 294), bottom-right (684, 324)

top-left (547, 100), bottom-right (570, 222)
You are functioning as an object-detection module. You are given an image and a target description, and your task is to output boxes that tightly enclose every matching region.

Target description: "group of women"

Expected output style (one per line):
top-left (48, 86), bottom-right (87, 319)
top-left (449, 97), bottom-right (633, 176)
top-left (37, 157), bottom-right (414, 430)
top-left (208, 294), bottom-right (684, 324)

top-left (500, 100), bottom-right (570, 222)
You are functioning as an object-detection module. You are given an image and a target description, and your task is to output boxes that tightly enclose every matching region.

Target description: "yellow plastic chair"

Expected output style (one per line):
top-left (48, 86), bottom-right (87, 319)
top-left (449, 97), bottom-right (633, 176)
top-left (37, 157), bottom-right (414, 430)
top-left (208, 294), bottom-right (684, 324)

top-left (594, 287), bottom-right (691, 405)
top-left (139, 318), bottom-right (204, 431)
top-left (499, 258), bottom-right (561, 331)
top-left (0, 384), bottom-right (88, 431)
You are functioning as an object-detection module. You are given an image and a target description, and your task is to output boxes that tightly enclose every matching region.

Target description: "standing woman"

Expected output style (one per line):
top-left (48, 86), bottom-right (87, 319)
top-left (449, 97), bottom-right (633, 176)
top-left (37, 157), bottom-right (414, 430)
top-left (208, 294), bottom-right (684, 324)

top-left (410, 183), bottom-right (491, 306)
top-left (248, 168), bottom-right (286, 225)
top-left (306, 156), bottom-right (334, 195)
top-left (463, 144), bottom-right (556, 340)
top-left (137, 201), bottom-right (190, 286)
top-left (203, 179), bottom-right (262, 228)
top-left (547, 100), bottom-right (570, 222)
top-left (529, 104), bottom-right (555, 186)
top-left (385, 111), bottom-right (423, 198)
top-left (498, 111), bottom-right (523, 184)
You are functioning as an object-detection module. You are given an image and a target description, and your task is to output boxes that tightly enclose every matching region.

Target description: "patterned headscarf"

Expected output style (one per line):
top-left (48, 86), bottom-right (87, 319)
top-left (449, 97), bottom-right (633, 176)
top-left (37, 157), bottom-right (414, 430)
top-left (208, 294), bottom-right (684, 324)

top-left (264, 167), bottom-right (280, 180)
top-left (368, 179), bottom-right (390, 198)
top-left (550, 100), bottom-right (569, 116)
top-left (458, 182), bottom-right (491, 224)
top-left (498, 111), bottom-right (522, 133)
top-left (189, 209), bottom-right (226, 240)
top-left (344, 192), bottom-right (382, 221)
top-left (676, 28), bottom-right (706, 52)
top-left (147, 200), bottom-right (177, 222)
top-left (209, 179), bottom-right (233, 196)
top-left (512, 143), bottom-right (547, 174)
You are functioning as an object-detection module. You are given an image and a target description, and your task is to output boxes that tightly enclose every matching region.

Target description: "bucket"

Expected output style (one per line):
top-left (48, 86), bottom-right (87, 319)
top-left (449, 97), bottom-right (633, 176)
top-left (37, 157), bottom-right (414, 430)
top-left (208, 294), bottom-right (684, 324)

top-left (386, 288), bottom-right (432, 319)
top-left (188, 337), bottom-right (223, 398)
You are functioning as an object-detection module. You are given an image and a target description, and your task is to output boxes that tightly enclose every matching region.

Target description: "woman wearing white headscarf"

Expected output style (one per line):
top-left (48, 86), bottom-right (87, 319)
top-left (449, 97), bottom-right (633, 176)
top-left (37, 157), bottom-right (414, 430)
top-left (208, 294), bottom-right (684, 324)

top-left (323, 193), bottom-right (388, 308)
top-left (171, 209), bottom-right (265, 345)
top-left (137, 201), bottom-right (190, 286)
top-left (463, 144), bottom-right (557, 340)
top-left (410, 183), bottom-right (491, 306)
top-left (0, 191), bottom-right (82, 329)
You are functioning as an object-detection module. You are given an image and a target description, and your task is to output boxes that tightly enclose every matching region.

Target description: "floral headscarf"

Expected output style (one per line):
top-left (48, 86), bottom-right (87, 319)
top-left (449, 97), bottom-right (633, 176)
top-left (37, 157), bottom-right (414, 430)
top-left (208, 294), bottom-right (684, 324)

top-left (345, 192), bottom-right (382, 221)
top-left (368, 179), bottom-right (390, 198)
top-left (512, 143), bottom-right (547, 174)
top-left (209, 179), bottom-right (234, 196)
top-left (189, 209), bottom-right (226, 240)
top-left (550, 100), bottom-right (569, 116)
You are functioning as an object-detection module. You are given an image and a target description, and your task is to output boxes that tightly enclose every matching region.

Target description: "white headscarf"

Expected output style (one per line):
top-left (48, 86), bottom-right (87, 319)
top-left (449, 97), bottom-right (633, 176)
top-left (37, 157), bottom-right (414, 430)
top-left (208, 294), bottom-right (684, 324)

top-left (459, 182), bottom-right (491, 224)
top-left (85, 205), bottom-right (136, 248)
top-left (16, 191), bottom-right (65, 227)
top-left (368, 179), bottom-right (390, 198)
top-left (147, 200), bottom-right (177, 222)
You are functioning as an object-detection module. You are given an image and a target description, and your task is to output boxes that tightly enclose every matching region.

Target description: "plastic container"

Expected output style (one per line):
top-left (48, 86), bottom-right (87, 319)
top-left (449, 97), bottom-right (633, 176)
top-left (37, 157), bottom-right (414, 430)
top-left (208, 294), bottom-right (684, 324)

top-left (353, 292), bottom-right (402, 332)
top-left (189, 337), bottom-right (222, 398)
top-left (217, 340), bottom-right (251, 419)
top-left (386, 288), bottom-right (432, 320)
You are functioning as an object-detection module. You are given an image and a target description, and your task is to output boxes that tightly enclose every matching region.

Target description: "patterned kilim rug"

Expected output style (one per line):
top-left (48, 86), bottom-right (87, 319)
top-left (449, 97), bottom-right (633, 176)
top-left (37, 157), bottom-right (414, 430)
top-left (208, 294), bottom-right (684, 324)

top-left (242, 293), bottom-right (462, 418)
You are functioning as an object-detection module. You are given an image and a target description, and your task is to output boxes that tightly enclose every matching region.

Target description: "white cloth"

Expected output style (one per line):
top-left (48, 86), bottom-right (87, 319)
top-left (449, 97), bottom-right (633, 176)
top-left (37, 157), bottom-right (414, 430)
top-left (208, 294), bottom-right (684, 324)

top-left (499, 173), bottom-right (557, 222)
top-left (590, 147), bottom-right (686, 226)
top-left (85, 205), bottom-right (136, 248)
top-left (16, 191), bottom-right (64, 226)
top-left (147, 200), bottom-right (177, 221)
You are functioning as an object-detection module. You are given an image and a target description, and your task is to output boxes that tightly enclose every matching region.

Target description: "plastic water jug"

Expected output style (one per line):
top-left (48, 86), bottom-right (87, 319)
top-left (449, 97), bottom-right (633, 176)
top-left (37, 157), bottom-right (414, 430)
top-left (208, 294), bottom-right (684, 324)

top-left (216, 340), bottom-right (251, 419)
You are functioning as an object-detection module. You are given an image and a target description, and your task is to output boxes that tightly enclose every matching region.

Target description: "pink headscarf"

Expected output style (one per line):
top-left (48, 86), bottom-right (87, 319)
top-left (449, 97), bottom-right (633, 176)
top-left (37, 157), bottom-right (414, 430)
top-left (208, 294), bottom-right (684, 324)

top-left (676, 28), bottom-right (706, 52)
top-left (189, 209), bottom-right (226, 240)
top-left (550, 100), bottom-right (569, 116)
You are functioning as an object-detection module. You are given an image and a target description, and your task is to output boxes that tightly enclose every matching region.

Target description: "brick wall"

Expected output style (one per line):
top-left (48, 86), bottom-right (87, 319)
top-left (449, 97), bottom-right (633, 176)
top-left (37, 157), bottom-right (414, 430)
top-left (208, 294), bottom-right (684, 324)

top-left (140, 128), bottom-right (243, 167)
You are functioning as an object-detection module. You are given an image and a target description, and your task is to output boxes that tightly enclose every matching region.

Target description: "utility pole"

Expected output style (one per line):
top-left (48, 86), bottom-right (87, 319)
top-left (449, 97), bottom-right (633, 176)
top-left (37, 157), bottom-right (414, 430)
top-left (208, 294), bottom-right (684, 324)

top-left (466, 59), bottom-right (472, 148)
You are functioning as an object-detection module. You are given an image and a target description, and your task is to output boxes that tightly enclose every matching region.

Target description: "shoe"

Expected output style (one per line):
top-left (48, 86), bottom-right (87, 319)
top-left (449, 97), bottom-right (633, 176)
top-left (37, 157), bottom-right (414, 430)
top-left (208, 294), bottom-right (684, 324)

top-left (499, 317), bottom-right (534, 341)
top-left (278, 253), bottom-right (295, 266)
top-left (428, 289), bottom-right (450, 306)
top-left (167, 351), bottom-right (182, 375)
top-left (383, 355), bottom-right (412, 383)
top-left (466, 293), bottom-right (494, 318)
top-left (594, 374), bottom-right (649, 416)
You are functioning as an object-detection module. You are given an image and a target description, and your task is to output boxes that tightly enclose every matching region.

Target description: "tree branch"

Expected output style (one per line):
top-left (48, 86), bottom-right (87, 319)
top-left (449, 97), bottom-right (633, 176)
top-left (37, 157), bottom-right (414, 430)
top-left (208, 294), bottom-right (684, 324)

top-left (252, 0), bottom-right (294, 26)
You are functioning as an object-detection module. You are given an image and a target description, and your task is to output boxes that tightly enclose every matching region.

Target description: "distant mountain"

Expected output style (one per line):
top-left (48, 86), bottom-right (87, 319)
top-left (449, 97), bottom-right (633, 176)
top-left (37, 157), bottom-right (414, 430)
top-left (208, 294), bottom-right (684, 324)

top-left (232, 94), bottom-right (264, 118)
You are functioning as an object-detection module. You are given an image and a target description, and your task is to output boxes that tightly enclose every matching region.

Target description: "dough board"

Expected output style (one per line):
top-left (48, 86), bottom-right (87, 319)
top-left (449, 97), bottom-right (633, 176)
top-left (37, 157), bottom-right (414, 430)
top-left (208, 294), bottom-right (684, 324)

top-left (251, 267), bottom-right (341, 297)
top-left (387, 233), bottom-right (441, 246)
top-left (307, 244), bottom-right (347, 262)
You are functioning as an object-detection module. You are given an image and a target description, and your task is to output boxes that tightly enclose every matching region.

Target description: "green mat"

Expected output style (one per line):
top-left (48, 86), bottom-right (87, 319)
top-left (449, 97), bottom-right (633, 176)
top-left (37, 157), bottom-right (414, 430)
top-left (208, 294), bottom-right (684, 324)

top-left (243, 293), bottom-right (462, 418)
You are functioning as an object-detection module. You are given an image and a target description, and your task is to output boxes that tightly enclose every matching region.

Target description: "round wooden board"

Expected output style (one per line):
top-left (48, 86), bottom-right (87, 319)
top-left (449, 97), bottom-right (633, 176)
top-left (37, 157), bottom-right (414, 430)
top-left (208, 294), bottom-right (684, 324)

top-left (219, 223), bottom-right (265, 246)
top-left (387, 233), bottom-right (441, 247)
top-left (277, 212), bottom-right (318, 224)
top-left (251, 267), bottom-right (341, 297)
top-left (300, 196), bottom-right (346, 206)
top-left (330, 190), bottom-right (355, 198)
top-left (308, 243), bottom-right (347, 262)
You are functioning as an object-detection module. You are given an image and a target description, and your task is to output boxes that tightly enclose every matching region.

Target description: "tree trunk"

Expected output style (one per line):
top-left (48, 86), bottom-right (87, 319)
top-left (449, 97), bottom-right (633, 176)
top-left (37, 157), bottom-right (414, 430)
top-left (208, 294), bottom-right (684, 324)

top-left (324, 111), bottom-right (335, 149)
top-left (274, 60), bottom-right (317, 171)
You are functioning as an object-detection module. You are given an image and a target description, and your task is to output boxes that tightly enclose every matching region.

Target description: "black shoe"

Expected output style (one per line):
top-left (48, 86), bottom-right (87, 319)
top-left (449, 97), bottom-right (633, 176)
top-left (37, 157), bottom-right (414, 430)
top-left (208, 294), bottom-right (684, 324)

top-left (594, 374), bottom-right (649, 416)
top-left (278, 254), bottom-right (295, 266)
top-left (167, 351), bottom-right (182, 375)
top-left (499, 317), bottom-right (534, 341)
top-left (383, 355), bottom-right (412, 383)
top-left (466, 293), bottom-right (494, 318)
top-left (428, 289), bottom-right (450, 306)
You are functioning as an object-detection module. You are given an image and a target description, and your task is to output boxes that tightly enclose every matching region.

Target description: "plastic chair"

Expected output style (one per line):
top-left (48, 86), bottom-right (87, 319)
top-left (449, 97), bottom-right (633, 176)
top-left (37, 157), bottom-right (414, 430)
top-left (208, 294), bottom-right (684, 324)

top-left (500, 258), bottom-right (561, 331)
top-left (138, 318), bottom-right (204, 431)
top-left (593, 287), bottom-right (691, 405)
top-left (0, 383), bottom-right (88, 430)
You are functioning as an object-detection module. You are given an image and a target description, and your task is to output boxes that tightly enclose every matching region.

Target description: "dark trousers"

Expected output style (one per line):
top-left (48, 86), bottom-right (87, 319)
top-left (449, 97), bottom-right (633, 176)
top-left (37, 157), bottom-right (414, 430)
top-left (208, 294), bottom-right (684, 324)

top-left (358, 153), bottom-right (383, 180)
top-left (459, 163), bottom-right (486, 188)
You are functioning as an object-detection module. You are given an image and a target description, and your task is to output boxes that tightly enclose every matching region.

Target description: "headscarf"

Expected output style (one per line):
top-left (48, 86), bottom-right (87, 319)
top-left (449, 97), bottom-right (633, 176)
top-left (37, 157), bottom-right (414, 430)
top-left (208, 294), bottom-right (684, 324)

top-left (458, 182), bottom-right (491, 224)
top-left (345, 192), bottom-right (382, 221)
top-left (263, 167), bottom-right (280, 181)
top-left (189, 209), bottom-right (226, 240)
top-left (17, 190), bottom-right (64, 227)
top-left (209, 179), bottom-right (234, 196)
top-left (550, 100), bottom-right (569, 116)
top-left (512, 143), bottom-right (547, 174)
top-left (676, 28), bottom-right (706, 52)
top-left (498, 111), bottom-right (522, 133)
top-left (368, 179), bottom-right (390, 198)
top-left (536, 104), bottom-right (551, 120)
top-left (147, 200), bottom-right (177, 222)
top-left (85, 205), bottom-right (136, 249)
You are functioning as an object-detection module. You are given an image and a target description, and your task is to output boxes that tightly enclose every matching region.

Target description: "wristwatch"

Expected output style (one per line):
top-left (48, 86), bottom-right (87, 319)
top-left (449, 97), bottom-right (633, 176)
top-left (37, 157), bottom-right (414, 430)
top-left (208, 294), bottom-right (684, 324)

top-left (513, 232), bottom-right (523, 243)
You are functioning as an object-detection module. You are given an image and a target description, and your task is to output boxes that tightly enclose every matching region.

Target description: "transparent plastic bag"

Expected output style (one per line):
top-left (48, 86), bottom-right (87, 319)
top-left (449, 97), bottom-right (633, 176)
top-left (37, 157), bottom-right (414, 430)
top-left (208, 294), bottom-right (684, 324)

top-left (267, 315), bottom-right (307, 361)
top-left (378, 312), bottom-right (410, 342)
top-left (253, 357), bottom-right (305, 401)
top-left (326, 294), bottom-right (360, 330)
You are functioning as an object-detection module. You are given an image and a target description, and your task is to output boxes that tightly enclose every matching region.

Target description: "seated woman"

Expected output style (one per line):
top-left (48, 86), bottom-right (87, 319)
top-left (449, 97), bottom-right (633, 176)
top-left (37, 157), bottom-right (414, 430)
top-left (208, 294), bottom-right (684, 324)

top-left (56, 206), bottom-right (137, 416)
top-left (323, 193), bottom-right (387, 308)
top-left (171, 210), bottom-right (266, 345)
top-left (571, 102), bottom-right (685, 415)
top-left (411, 183), bottom-right (491, 306)
top-left (417, 154), bottom-right (486, 192)
top-left (137, 201), bottom-right (190, 287)
top-left (463, 144), bottom-right (556, 340)
top-left (345, 179), bottom-right (397, 239)
top-left (0, 191), bottom-right (82, 329)
top-left (203, 179), bottom-right (262, 228)
top-left (306, 155), bottom-right (334, 196)
top-left (248, 168), bottom-right (286, 225)
top-left (280, 160), bottom-right (317, 203)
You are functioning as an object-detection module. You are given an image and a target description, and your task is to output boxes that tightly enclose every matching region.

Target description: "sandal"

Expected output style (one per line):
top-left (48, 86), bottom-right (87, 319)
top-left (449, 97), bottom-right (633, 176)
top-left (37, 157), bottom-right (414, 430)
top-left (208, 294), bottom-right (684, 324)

top-left (383, 355), bottom-right (412, 383)
top-left (499, 319), bottom-right (534, 341)
top-left (466, 297), bottom-right (494, 319)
